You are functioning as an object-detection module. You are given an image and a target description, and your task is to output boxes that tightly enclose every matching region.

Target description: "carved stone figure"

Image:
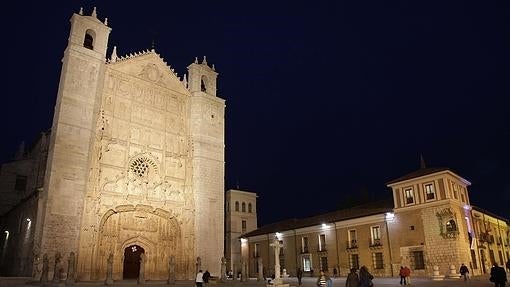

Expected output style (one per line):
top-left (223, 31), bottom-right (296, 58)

top-left (220, 257), bottom-right (227, 282)
top-left (105, 253), bottom-right (114, 285)
top-left (65, 252), bottom-right (76, 285)
top-left (40, 254), bottom-right (49, 283)
top-left (196, 256), bottom-right (201, 274)
top-left (138, 253), bottom-right (146, 284)
top-left (257, 257), bottom-right (264, 281)
top-left (53, 252), bottom-right (62, 283)
top-left (167, 255), bottom-right (176, 285)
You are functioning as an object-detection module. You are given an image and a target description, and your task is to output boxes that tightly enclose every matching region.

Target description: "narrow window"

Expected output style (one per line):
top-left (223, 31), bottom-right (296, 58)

top-left (241, 220), bottom-right (247, 233)
top-left (248, 203), bottom-right (252, 213)
top-left (424, 183), bottom-right (435, 200)
top-left (242, 202), bottom-right (246, 212)
top-left (470, 250), bottom-right (478, 269)
top-left (404, 188), bottom-right (415, 204)
top-left (254, 243), bottom-right (259, 257)
top-left (201, 78), bottom-right (207, 92)
top-left (14, 175), bottom-right (27, 191)
top-left (303, 255), bottom-right (311, 271)
top-left (371, 226), bottom-right (381, 246)
top-left (319, 234), bottom-right (326, 251)
top-left (320, 256), bottom-right (328, 271)
top-left (84, 31), bottom-right (94, 50)
top-left (235, 201), bottom-right (239, 212)
top-left (302, 237), bottom-right (309, 253)
top-left (446, 219), bottom-right (457, 232)
top-left (413, 251), bottom-right (425, 269)
top-left (372, 252), bottom-right (384, 269)
top-left (350, 254), bottom-right (359, 270)
top-left (348, 229), bottom-right (357, 248)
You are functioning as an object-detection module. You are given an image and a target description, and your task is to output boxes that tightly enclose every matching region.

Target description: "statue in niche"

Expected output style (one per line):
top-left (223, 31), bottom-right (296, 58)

top-left (40, 253), bottom-right (49, 283)
top-left (52, 252), bottom-right (63, 283)
top-left (65, 252), bottom-right (76, 284)
top-left (138, 253), bottom-right (146, 284)
top-left (105, 253), bottom-right (114, 285)
top-left (167, 255), bottom-right (176, 284)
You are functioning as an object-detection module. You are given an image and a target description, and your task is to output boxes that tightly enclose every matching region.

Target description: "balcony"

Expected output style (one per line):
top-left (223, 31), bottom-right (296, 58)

top-left (346, 240), bottom-right (358, 250)
top-left (317, 245), bottom-right (327, 253)
top-left (369, 238), bottom-right (383, 248)
top-left (301, 247), bottom-right (309, 254)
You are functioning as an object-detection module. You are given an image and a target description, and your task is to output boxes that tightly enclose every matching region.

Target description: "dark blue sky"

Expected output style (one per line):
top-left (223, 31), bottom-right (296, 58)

top-left (2, 1), bottom-right (509, 225)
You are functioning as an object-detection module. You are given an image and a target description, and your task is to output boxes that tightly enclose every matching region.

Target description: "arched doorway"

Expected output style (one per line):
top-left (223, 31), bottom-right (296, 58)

top-left (123, 245), bottom-right (145, 279)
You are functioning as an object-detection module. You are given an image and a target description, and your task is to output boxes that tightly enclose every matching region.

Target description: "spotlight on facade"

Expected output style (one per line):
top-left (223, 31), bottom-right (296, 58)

top-left (4, 230), bottom-right (8, 240)
top-left (463, 204), bottom-right (472, 210)
top-left (385, 212), bottom-right (395, 221)
top-left (240, 238), bottom-right (247, 245)
top-left (321, 223), bottom-right (328, 229)
top-left (26, 218), bottom-right (31, 222)
top-left (275, 232), bottom-right (283, 240)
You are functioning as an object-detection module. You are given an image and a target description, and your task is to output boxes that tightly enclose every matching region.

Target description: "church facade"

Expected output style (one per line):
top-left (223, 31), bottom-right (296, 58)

top-left (0, 8), bottom-right (225, 281)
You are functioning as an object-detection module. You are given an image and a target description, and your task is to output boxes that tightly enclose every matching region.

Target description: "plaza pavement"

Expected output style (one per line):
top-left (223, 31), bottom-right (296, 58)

top-left (0, 275), bottom-right (506, 287)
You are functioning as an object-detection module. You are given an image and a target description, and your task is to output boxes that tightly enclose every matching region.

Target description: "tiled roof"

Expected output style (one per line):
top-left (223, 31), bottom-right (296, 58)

top-left (386, 167), bottom-right (450, 185)
top-left (242, 198), bottom-right (394, 238)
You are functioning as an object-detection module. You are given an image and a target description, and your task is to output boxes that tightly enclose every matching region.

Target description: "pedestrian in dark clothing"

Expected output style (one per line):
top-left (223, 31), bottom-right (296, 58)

top-left (506, 259), bottom-right (510, 272)
top-left (399, 266), bottom-right (406, 285)
top-left (459, 263), bottom-right (469, 281)
top-left (359, 266), bottom-right (374, 287)
top-left (345, 268), bottom-right (360, 287)
top-left (203, 270), bottom-right (211, 285)
top-left (297, 267), bottom-right (303, 286)
top-left (490, 263), bottom-right (507, 287)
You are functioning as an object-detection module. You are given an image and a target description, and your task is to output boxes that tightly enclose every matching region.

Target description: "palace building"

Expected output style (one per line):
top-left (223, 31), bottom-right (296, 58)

top-left (0, 7), bottom-right (225, 281)
top-left (240, 167), bottom-right (509, 279)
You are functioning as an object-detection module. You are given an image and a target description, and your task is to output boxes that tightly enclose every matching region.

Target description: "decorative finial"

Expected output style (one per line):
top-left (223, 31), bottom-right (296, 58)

top-left (104, 17), bottom-right (108, 25)
top-left (202, 56), bottom-right (207, 65)
top-left (212, 64), bottom-right (216, 71)
top-left (91, 7), bottom-right (97, 18)
top-left (79, 7), bottom-right (83, 15)
top-left (110, 46), bottom-right (118, 63)
top-left (420, 154), bottom-right (426, 169)
top-left (194, 57), bottom-right (198, 64)
top-left (183, 74), bottom-right (188, 89)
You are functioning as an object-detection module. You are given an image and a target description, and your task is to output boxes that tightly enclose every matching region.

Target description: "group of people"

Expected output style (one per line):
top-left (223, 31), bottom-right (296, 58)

top-left (195, 270), bottom-right (211, 287)
top-left (399, 266), bottom-right (411, 285)
top-left (311, 266), bottom-right (374, 287)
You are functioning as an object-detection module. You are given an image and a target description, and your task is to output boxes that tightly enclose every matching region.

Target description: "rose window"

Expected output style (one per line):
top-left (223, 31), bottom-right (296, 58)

top-left (130, 157), bottom-right (152, 178)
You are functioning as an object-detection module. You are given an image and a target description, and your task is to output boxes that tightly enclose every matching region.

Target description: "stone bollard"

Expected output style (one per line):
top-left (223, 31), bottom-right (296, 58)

top-left (431, 265), bottom-right (444, 281)
top-left (446, 264), bottom-right (458, 279)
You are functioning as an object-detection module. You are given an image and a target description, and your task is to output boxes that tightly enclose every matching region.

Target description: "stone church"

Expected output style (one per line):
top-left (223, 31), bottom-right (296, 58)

top-left (0, 8), bottom-right (225, 281)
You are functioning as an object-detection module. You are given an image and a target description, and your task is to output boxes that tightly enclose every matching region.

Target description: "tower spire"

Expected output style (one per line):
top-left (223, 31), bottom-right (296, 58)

top-left (91, 7), bottom-right (97, 18)
top-left (420, 154), bottom-right (426, 169)
top-left (110, 46), bottom-right (118, 62)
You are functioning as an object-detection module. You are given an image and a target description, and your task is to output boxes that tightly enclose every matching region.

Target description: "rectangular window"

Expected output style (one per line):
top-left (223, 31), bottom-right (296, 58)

top-left (242, 220), bottom-right (247, 233)
top-left (14, 175), bottom-right (27, 191)
top-left (412, 251), bottom-right (425, 270)
top-left (320, 256), bottom-right (328, 271)
top-left (319, 234), bottom-right (326, 251)
top-left (498, 250), bottom-right (503, 265)
top-left (489, 250), bottom-right (496, 265)
top-left (372, 252), bottom-right (384, 269)
top-left (452, 183), bottom-right (459, 199)
top-left (404, 188), bottom-right (415, 204)
top-left (424, 183), bottom-right (435, 200)
top-left (279, 240), bottom-right (284, 256)
top-left (254, 243), bottom-right (259, 258)
top-left (461, 193), bottom-right (466, 203)
top-left (349, 254), bottom-right (359, 270)
top-left (303, 255), bottom-right (311, 272)
top-left (371, 226), bottom-right (381, 245)
top-left (302, 236), bottom-right (309, 253)
top-left (470, 250), bottom-right (478, 269)
top-left (348, 229), bottom-right (357, 248)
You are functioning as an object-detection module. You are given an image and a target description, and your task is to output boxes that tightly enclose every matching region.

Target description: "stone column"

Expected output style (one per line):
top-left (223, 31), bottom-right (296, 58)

top-left (270, 237), bottom-right (283, 286)
top-left (53, 252), bottom-right (62, 284)
top-left (138, 253), bottom-right (146, 285)
top-left (65, 252), bottom-right (76, 285)
top-left (258, 257), bottom-right (264, 282)
top-left (40, 254), bottom-right (49, 283)
top-left (220, 257), bottom-right (227, 282)
top-left (167, 255), bottom-right (176, 285)
top-left (105, 253), bottom-right (114, 285)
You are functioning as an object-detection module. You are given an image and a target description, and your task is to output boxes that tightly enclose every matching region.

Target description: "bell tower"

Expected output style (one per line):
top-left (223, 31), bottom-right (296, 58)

top-left (33, 7), bottom-right (111, 280)
top-left (187, 57), bottom-right (225, 276)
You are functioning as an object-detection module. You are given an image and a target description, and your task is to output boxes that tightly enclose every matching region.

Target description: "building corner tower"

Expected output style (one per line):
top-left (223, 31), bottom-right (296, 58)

top-left (33, 8), bottom-right (111, 279)
top-left (188, 57), bottom-right (225, 276)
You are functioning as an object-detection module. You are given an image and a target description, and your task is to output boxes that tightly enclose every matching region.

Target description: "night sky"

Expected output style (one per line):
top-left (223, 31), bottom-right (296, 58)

top-left (2, 1), bottom-right (509, 225)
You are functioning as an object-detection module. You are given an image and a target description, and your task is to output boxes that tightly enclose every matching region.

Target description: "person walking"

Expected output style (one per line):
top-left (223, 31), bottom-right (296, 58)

top-left (459, 263), bottom-right (469, 281)
top-left (297, 267), bottom-right (303, 286)
top-left (399, 266), bottom-right (406, 285)
top-left (490, 263), bottom-right (507, 287)
top-left (196, 270), bottom-right (204, 287)
top-left (316, 270), bottom-right (328, 287)
top-left (203, 270), bottom-right (211, 286)
top-left (359, 266), bottom-right (374, 287)
top-left (404, 266), bottom-right (411, 285)
top-left (345, 268), bottom-right (360, 287)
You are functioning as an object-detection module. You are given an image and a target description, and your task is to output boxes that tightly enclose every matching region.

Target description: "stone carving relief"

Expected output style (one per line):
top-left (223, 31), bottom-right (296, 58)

top-left (436, 207), bottom-right (459, 239)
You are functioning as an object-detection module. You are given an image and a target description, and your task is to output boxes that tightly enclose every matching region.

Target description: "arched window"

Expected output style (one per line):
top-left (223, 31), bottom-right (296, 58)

top-left (201, 76), bottom-right (207, 92)
top-left (84, 29), bottom-right (95, 50)
top-left (235, 201), bottom-right (239, 212)
top-left (242, 202), bottom-right (246, 212)
top-left (248, 203), bottom-right (252, 213)
top-left (446, 219), bottom-right (457, 232)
